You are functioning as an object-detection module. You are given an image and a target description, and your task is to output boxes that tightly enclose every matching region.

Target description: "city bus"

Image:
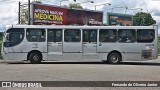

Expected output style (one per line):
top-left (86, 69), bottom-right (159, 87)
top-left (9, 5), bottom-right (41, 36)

top-left (1, 25), bottom-right (158, 64)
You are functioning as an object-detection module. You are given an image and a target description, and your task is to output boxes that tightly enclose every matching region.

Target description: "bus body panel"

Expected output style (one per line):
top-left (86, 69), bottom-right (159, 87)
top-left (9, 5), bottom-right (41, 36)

top-left (82, 42), bottom-right (98, 61)
top-left (2, 25), bottom-right (158, 62)
top-left (47, 41), bottom-right (63, 60)
top-left (153, 25), bottom-right (158, 59)
top-left (63, 43), bottom-right (82, 61)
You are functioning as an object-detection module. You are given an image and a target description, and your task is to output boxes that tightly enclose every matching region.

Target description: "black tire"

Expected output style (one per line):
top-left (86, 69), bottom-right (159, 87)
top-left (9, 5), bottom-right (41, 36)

top-left (108, 53), bottom-right (121, 64)
top-left (29, 52), bottom-right (42, 64)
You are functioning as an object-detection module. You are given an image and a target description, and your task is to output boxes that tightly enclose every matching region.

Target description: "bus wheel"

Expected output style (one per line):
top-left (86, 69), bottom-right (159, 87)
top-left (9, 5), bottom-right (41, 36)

top-left (108, 53), bottom-right (121, 64)
top-left (29, 52), bottom-right (42, 64)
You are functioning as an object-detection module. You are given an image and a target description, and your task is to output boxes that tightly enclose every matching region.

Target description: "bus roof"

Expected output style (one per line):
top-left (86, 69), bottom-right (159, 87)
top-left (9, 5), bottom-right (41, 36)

top-left (6, 25), bottom-right (158, 30)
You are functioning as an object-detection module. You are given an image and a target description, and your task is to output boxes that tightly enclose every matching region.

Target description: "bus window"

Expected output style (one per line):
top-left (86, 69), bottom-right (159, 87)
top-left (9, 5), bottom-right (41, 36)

top-left (83, 30), bottom-right (97, 42)
top-left (48, 30), bottom-right (54, 42)
top-left (99, 29), bottom-right (117, 42)
top-left (26, 29), bottom-right (46, 42)
top-left (48, 29), bottom-right (62, 42)
top-left (118, 29), bottom-right (136, 43)
top-left (137, 29), bottom-right (155, 43)
top-left (4, 28), bottom-right (24, 47)
top-left (64, 29), bottom-right (81, 42)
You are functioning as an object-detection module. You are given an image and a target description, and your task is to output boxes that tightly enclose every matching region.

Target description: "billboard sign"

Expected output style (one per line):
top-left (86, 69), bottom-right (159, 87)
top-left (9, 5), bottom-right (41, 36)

top-left (107, 13), bottom-right (133, 26)
top-left (31, 3), bottom-right (103, 25)
top-left (31, 3), bottom-right (68, 25)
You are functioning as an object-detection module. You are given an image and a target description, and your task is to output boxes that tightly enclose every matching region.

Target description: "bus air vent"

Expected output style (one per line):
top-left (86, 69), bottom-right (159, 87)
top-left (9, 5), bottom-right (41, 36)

top-left (141, 50), bottom-right (152, 59)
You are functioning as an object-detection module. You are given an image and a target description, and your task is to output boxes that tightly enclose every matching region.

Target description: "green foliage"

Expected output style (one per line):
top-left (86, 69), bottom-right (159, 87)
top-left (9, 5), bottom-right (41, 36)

top-left (133, 12), bottom-right (156, 26)
top-left (0, 41), bottom-right (2, 59)
top-left (0, 33), bottom-right (3, 40)
top-left (158, 37), bottom-right (160, 54)
top-left (0, 33), bottom-right (3, 59)
top-left (69, 3), bottom-right (83, 9)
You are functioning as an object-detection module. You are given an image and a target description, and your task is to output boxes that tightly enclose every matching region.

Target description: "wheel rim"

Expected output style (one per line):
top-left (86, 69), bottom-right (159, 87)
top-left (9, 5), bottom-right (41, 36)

top-left (33, 55), bottom-right (39, 61)
top-left (110, 55), bottom-right (119, 63)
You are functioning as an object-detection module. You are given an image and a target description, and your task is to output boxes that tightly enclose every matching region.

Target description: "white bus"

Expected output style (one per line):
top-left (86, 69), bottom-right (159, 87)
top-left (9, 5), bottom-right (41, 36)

top-left (1, 25), bottom-right (158, 64)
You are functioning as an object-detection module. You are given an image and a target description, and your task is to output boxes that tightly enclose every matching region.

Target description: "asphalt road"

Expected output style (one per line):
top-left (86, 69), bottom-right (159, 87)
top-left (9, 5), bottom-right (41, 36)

top-left (0, 57), bottom-right (160, 90)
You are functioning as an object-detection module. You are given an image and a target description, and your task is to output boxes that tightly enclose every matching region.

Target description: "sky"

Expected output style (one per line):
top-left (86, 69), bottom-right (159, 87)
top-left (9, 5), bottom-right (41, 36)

top-left (0, 0), bottom-right (160, 32)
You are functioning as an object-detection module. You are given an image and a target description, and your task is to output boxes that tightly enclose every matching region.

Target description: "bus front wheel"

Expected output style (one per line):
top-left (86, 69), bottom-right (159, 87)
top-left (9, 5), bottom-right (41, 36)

top-left (108, 53), bottom-right (121, 64)
top-left (29, 52), bottom-right (42, 64)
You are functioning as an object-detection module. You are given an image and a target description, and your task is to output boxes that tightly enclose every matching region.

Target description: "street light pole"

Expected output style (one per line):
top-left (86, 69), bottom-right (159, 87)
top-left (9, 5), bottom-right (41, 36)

top-left (28, 0), bottom-right (30, 25)
top-left (95, 3), bottom-right (111, 11)
top-left (18, 1), bottom-right (20, 24)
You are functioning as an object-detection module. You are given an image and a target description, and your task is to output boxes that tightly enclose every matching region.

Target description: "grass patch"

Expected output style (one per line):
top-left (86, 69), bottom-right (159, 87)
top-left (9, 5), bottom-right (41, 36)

top-left (0, 40), bottom-right (2, 59)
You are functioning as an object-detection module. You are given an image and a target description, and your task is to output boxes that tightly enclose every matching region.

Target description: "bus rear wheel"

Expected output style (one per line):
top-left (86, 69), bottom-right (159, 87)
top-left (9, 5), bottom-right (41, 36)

top-left (108, 53), bottom-right (121, 64)
top-left (29, 52), bottom-right (42, 64)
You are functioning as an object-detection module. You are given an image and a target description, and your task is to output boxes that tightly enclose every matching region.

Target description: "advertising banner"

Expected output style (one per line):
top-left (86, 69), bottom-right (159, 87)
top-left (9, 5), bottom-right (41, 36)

top-left (31, 3), bottom-right (103, 25)
top-left (107, 13), bottom-right (133, 26)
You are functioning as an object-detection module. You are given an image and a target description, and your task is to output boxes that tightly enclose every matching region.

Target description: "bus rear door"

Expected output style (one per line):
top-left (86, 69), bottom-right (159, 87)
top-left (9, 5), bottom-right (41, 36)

top-left (47, 29), bottom-right (63, 60)
top-left (63, 29), bottom-right (82, 61)
top-left (82, 30), bottom-right (97, 61)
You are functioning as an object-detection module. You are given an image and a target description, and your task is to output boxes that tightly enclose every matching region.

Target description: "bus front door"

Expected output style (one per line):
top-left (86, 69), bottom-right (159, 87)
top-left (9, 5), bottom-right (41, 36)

top-left (82, 30), bottom-right (97, 61)
top-left (47, 29), bottom-right (63, 60)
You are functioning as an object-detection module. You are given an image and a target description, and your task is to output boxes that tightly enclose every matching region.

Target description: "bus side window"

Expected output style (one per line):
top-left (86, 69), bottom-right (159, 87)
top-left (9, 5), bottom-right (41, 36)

top-left (26, 29), bottom-right (46, 42)
top-left (55, 30), bottom-right (62, 42)
top-left (48, 30), bottom-right (55, 42)
top-left (64, 29), bottom-right (81, 42)
top-left (83, 30), bottom-right (97, 43)
top-left (137, 29), bottom-right (155, 43)
top-left (118, 29), bottom-right (136, 43)
top-left (99, 29), bottom-right (117, 42)
top-left (48, 29), bottom-right (62, 42)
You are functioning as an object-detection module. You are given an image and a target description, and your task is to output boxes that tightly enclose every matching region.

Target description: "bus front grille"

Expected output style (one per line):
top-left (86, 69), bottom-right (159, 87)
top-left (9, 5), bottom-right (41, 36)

top-left (141, 50), bottom-right (152, 59)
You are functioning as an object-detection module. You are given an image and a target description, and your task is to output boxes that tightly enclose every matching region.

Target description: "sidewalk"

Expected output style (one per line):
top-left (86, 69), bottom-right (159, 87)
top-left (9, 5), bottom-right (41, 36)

top-left (0, 60), bottom-right (28, 64)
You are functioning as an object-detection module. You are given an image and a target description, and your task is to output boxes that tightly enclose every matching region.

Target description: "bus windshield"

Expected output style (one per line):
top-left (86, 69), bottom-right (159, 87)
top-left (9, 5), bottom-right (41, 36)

top-left (4, 28), bottom-right (24, 47)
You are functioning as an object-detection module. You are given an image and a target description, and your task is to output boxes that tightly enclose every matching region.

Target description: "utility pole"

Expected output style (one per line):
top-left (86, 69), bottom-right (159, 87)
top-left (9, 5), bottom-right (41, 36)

top-left (19, 2), bottom-right (28, 24)
top-left (28, 0), bottom-right (30, 25)
top-left (18, 1), bottom-right (20, 24)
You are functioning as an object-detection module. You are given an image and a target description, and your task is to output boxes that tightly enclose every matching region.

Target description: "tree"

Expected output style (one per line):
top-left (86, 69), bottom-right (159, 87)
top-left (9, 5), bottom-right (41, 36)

top-left (69, 3), bottom-right (83, 9)
top-left (133, 12), bottom-right (156, 26)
